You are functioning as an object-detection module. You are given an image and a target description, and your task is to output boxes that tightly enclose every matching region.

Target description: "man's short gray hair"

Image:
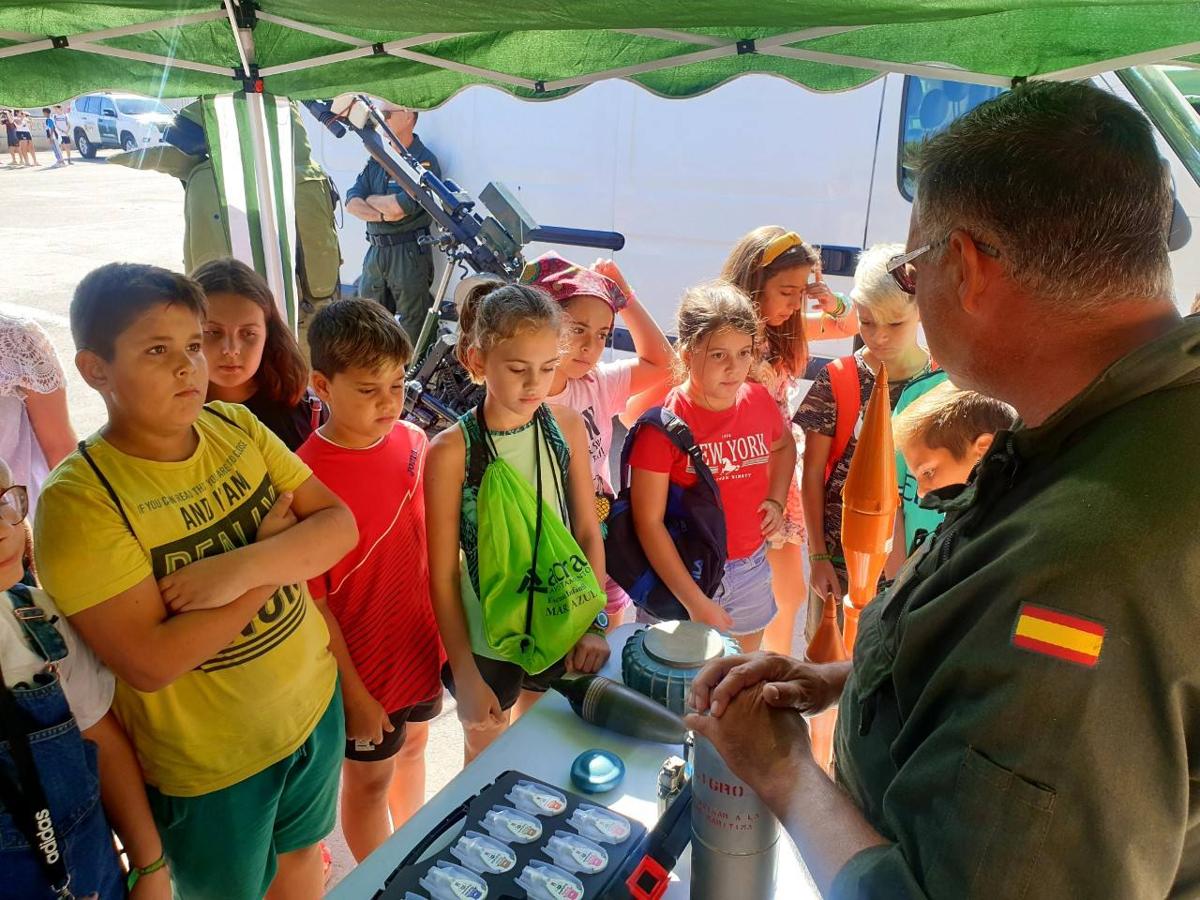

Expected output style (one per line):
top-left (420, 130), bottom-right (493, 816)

top-left (916, 81), bottom-right (1173, 308)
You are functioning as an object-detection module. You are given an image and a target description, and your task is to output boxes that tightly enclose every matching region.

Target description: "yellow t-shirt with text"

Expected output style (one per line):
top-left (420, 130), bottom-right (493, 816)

top-left (34, 402), bottom-right (337, 797)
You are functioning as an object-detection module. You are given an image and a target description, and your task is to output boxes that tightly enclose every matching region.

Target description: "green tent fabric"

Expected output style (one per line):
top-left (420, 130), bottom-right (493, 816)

top-left (2, 2), bottom-right (1200, 108)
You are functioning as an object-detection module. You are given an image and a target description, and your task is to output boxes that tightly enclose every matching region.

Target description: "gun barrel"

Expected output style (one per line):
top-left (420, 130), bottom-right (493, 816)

top-left (527, 225), bottom-right (625, 252)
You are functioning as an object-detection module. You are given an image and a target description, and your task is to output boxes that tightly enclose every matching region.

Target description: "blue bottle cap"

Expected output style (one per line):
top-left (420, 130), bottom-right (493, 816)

top-left (570, 749), bottom-right (625, 794)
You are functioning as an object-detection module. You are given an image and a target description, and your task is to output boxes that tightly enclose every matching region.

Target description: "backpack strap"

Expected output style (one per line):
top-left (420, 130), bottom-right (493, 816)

top-left (202, 403), bottom-right (242, 429)
top-left (825, 355), bottom-right (862, 483)
top-left (77, 439), bottom-right (136, 536)
top-left (5, 584), bottom-right (68, 665)
top-left (620, 406), bottom-right (724, 508)
top-left (306, 393), bottom-right (324, 432)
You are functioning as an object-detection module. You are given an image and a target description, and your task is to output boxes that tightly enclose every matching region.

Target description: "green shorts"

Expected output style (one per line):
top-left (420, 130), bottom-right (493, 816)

top-left (146, 687), bottom-right (344, 900)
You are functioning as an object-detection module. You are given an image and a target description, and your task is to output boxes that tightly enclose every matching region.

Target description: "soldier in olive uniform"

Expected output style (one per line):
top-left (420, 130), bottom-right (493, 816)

top-left (345, 106), bottom-right (442, 340)
top-left (686, 82), bottom-right (1200, 898)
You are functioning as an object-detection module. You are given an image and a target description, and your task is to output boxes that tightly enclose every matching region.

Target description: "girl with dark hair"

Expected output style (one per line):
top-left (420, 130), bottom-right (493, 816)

top-left (193, 257), bottom-right (327, 449)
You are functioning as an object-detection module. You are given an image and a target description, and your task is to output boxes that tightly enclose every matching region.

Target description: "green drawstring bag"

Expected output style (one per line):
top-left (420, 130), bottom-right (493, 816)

top-left (472, 404), bottom-right (605, 674)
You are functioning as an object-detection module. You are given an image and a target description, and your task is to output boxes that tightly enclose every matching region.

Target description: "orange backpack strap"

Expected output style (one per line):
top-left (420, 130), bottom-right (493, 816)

top-left (825, 355), bottom-right (862, 483)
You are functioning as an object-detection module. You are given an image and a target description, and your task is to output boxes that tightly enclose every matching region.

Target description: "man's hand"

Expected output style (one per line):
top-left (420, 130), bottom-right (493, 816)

top-left (345, 687), bottom-right (395, 746)
top-left (567, 633), bottom-right (610, 673)
top-left (689, 651), bottom-right (846, 718)
top-left (374, 193), bottom-right (406, 221)
top-left (685, 682), bottom-right (817, 805)
top-left (256, 491), bottom-right (297, 542)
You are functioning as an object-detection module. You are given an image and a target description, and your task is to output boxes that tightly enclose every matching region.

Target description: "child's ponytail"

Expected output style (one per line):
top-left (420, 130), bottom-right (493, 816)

top-left (455, 281), bottom-right (562, 382)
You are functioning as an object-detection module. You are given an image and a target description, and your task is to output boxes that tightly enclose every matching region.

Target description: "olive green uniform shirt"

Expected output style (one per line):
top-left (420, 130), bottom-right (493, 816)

top-left (832, 316), bottom-right (1200, 898)
top-left (345, 134), bottom-right (441, 236)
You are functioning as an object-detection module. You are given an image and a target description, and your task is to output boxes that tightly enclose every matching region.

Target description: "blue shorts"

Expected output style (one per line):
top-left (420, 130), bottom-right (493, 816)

top-left (636, 545), bottom-right (777, 636)
top-left (713, 545), bottom-right (777, 635)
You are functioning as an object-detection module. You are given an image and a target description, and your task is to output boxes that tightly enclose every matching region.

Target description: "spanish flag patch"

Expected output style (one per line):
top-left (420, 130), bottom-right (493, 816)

top-left (1012, 603), bottom-right (1105, 668)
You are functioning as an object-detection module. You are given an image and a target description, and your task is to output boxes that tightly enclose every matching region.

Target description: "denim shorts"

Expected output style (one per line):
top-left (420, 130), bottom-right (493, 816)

top-left (635, 545), bottom-right (777, 636)
top-left (714, 545), bottom-right (777, 635)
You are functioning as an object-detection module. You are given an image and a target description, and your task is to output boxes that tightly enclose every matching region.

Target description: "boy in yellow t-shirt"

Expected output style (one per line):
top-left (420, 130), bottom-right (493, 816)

top-left (33, 263), bottom-right (358, 900)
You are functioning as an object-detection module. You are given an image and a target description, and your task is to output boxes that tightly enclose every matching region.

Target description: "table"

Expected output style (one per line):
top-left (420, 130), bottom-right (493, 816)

top-left (329, 624), bottom-right (819, 899)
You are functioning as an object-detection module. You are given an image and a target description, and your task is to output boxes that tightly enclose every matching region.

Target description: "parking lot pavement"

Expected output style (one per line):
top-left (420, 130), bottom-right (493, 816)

top-left (0, 151), bottom-right (468, 890)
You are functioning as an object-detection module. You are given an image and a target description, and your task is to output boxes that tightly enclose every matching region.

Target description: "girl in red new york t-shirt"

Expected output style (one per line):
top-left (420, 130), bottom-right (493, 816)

top-left (628, 281), bottom-right (795, 650)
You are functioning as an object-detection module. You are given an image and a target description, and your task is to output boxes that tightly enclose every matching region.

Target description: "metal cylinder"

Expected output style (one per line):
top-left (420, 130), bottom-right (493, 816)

top-left (689, 733), bottom-right (779, 899)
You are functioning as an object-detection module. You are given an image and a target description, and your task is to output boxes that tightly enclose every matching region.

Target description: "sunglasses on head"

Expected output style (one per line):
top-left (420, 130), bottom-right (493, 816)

top-left (887, 235), bottom-right (1001, 295)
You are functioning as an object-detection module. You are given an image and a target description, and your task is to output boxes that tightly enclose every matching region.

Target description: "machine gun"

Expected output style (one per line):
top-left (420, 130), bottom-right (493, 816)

top-left (304, 96), bottom-right (625, 433)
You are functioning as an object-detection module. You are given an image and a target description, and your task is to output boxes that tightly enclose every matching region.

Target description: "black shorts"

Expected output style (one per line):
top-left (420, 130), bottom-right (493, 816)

top-left (14, 131), bottom-right (32, 142)
top-left (60, 136), bottom-right (70, 146)
top-left (441, 655), bottom-right (568, 712)
top-left (344, 693), bottom-right (443, 763)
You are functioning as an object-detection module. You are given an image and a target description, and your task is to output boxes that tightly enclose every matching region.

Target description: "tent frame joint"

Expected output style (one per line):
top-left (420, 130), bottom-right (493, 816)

top-left (233, 1), bottom-right (257, 31)
top-left (50, 35), bottom-right (69, 50)
top-left (372, 41), bottom-right (386, 56)
top-left (534, 79), bottom-right (546, 94)
top-left (1011, 75), bottom-right (1028, 88)
top-left (234, 64), bottom-right (263, 92)
top-left (737, 38), bottom-right (756, 55)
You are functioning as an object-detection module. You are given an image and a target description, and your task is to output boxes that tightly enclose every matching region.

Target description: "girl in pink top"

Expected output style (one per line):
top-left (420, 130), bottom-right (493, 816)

top-left (526, 252), bottom-right (673, 628)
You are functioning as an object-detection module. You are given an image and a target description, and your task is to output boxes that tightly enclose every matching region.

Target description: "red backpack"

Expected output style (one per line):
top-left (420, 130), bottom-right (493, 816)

top-left (823, 354), bottom-right (939, 482)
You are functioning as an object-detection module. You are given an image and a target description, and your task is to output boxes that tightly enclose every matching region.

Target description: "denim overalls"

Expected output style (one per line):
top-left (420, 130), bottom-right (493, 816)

top-left (0, 584), bottom-right (124, 899)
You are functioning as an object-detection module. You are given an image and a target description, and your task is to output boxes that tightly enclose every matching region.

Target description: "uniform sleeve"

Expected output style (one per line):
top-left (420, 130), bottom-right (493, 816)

top-left (627, 426), bottom-right (679, 474)
top-left (213, 402), bottom-right (313, 494)
top-left (34, 463), bottom-right (153, 614)
top-left (596, 359), bottom-right (636, 419)
top-left (832, 546), bottom-right (1192, 899)
top-left (345, 163), bottom-right (372, 202)
top-left (793, 366), bottom-right (836, 436)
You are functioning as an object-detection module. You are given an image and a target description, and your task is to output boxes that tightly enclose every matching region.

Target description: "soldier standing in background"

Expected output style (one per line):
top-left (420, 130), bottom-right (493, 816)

top-left (345, 105), bottom-right (442, 341)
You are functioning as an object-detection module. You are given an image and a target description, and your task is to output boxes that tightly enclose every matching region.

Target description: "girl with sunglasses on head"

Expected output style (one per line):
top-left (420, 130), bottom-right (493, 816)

top-left (718, 227), bottom-right (857, 654)
top-left (793, 243), bottom-right (938, 621)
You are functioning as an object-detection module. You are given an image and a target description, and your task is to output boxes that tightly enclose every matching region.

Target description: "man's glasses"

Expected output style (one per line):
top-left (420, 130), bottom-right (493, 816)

top-left (887, 236), bottom-right (1000, 295)
top-left (0, 485), bottom-right (28, 526)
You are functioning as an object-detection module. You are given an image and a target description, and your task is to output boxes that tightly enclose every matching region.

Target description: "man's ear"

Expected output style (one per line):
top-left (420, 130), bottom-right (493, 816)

top-left (75, 349), bottom-right (110, 392)
top-left (310, 370), bottom-right (333, 404)
top-left (950, 230), bottom-right (998, 318)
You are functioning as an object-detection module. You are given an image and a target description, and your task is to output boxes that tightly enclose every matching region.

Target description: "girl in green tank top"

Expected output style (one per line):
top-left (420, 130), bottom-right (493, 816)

top-left (424, 282), bottom-right (610, 762)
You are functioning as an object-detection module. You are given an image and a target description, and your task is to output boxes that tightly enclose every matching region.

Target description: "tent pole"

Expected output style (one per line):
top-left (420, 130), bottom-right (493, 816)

top-left (68, 42), bottom-right (232, 76)
top-left (762, 46), bottom-right (1011, 87)
top-left (258, 32), bottom-right (468, 79)
top-left (1037, 40), bottom-right (1200, 82)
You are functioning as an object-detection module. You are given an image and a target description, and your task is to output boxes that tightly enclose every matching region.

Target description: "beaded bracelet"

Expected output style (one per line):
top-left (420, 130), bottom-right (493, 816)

top-left (809, 552), bottom-right (833, 563)
top-left (127, 855), bottom-right (167, 892)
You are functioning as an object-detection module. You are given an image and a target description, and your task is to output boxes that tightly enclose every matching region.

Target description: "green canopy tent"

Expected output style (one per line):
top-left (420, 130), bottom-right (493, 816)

top-left (3, 1), bottom-right (1199, 321)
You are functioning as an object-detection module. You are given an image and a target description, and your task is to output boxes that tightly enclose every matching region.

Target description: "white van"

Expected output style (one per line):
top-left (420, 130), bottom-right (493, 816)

top-left (303, 71), bottom-right (1200, 332)
top-left (68, 92), bottom-right (174, 158)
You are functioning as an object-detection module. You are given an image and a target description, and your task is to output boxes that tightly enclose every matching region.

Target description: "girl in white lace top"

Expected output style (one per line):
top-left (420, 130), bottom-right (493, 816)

top-left (0, 314), bottom-right (77, 516)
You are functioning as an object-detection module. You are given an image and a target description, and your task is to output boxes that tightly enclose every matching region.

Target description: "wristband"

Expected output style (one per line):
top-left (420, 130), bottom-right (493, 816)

top-left (587, 610), bottom-right (609, 636)
top-left (830, 292), bottom-right (849, 319)
top-left (127, 855), bottom-right (167, 892)
top-left (809, 552), bottom-right (833, 563)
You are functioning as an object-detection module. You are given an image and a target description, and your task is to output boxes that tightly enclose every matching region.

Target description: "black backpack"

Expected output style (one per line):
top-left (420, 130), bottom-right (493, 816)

top-left (605, 407), bottom-right (727, 620)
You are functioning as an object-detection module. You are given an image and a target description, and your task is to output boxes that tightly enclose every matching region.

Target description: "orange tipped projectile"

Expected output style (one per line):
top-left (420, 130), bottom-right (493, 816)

top-left (840, 364), bottom-right (899, 648)
top-left (805, 590), bottom-right (848, 772)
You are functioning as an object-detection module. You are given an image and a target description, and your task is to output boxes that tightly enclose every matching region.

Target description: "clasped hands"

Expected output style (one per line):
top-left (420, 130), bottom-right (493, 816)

top-left (683, 652), bottom-right (846, 800)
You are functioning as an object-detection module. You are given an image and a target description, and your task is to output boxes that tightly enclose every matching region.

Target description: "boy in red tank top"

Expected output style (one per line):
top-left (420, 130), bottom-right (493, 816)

top-left (298, 299), bottom-right (445, 861)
